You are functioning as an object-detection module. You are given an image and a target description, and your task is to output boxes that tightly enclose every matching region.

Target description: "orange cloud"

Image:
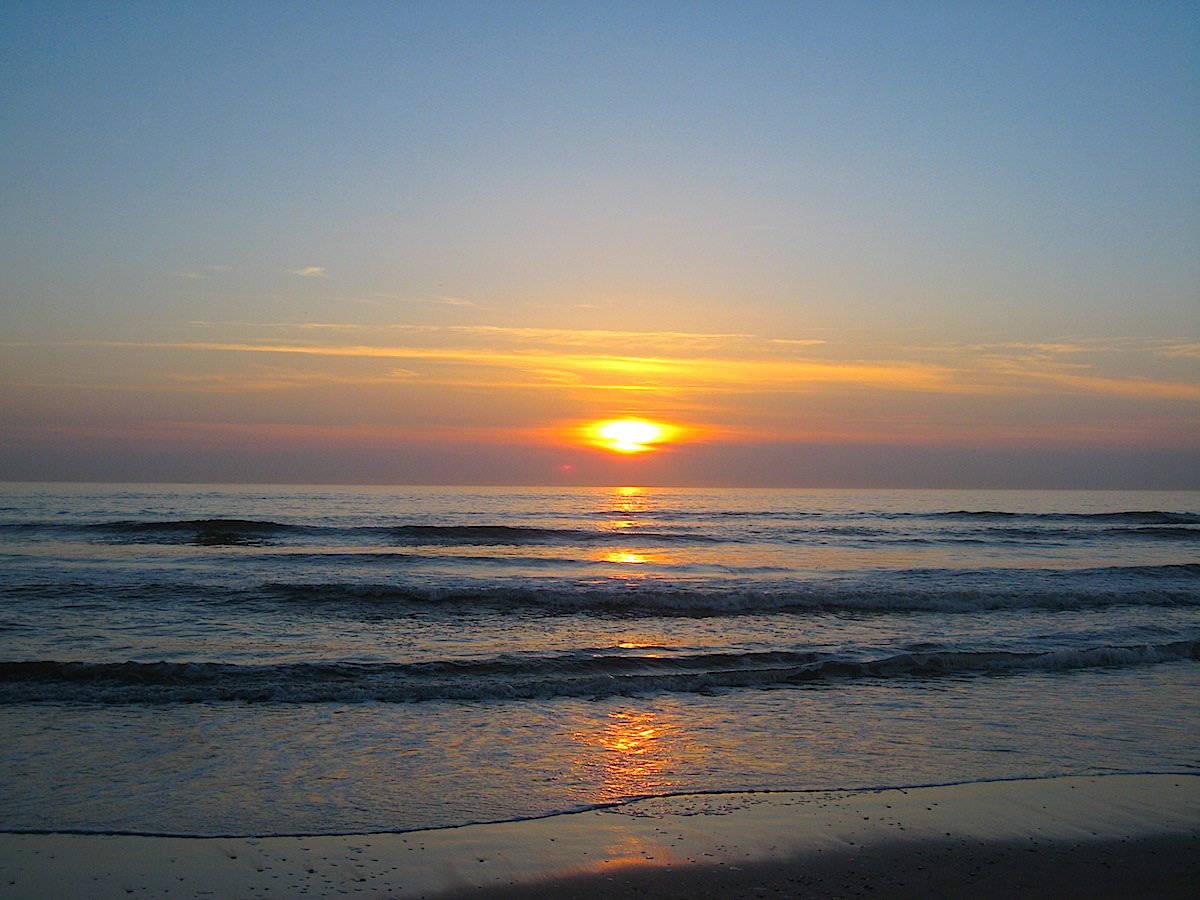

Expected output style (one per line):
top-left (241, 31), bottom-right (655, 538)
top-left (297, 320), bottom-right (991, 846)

top-left (3, 329), bottom-right (1196, 453)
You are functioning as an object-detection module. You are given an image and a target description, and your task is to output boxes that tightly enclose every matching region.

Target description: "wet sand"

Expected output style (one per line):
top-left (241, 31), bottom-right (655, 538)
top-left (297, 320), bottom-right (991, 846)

top-left (1, 774), bottom-right (1196, 899)
top-left (441, 833), bottom-right (1199, 900)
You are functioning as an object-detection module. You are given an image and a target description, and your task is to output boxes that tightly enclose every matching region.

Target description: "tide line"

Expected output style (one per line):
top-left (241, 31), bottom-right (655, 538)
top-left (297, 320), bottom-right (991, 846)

top-left (1, 774), bottom-right (1196, 899)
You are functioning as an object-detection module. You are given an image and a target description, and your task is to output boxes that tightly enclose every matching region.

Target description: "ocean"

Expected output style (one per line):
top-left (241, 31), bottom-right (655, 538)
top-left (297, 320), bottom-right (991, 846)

top-left (1, 484), bottom-right (1197, 838)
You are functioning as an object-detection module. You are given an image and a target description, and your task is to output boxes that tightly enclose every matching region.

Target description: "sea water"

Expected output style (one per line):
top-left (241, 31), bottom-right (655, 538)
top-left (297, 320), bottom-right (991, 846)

top-left (1, 485), bottom-right (1196, 836)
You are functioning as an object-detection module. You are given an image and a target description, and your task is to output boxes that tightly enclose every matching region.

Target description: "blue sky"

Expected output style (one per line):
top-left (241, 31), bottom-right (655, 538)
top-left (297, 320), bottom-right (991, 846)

top-left (2, 1), bottom-right (1197, 486)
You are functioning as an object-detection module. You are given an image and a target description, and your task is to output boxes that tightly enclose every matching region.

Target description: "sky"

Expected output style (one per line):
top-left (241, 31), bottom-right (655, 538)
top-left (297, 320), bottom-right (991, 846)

top-left (1, 0), bottom-right (1197, 488)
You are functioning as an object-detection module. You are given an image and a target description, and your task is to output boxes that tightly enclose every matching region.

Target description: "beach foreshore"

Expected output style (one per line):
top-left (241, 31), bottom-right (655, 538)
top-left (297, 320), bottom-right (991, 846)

top-left (2, 774), bottom-right (1196, 899)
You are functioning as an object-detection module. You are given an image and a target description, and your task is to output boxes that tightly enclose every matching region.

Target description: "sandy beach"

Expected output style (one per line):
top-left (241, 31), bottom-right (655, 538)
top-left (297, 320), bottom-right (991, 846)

top-left (2, 774), bottom-right (1196, 899)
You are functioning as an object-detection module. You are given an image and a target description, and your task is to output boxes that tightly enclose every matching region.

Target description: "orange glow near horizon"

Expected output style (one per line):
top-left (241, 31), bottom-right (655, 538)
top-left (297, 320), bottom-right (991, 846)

top-left (589, 418), bottom-right (674, 453)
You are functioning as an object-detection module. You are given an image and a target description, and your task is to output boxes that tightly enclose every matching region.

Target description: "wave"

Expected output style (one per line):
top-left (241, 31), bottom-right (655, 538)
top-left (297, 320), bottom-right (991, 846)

top-left (3, 519), bottom-right (725, 547)
top-left (257, 564), bottom-right (1200, 614)
top-left (4, 564), bottom-right (1195, 617)
top-left (3, 639), bottom-right (1196, 704)
top-left (3, 508), bottom-right (1195, 549)
top-left (384, 525), bottom-right (721, 545)
top-left (591, 507), bottom-right (1200, 525)
top-left (911, 526), bottom-right (1199, 548)
top-left (935, 510), bottom-right (1200, 525)
top-left (88, 518), bottom-right (300, 545)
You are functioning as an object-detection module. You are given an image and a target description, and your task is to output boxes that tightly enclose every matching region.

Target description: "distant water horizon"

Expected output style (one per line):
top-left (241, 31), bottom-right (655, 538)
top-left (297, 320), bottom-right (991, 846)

top-left (2, 484), bottom-right (1196, 837)
top-left (5, 480), bottom-right (1198, 490)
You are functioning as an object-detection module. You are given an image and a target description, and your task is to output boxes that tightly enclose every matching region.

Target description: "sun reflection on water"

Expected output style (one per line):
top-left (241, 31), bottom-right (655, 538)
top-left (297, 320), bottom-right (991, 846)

top-left (601, 550), bottom-right (651, 565)
top-left (614, 487), bottom-right (652, 508)
top-left (607, 486), bottom-right (649, 513)
top-left (599, 488), bottom-right (648, 535)
top-left (600, 520), bottom-right (638, 532)
top-left (594, 487), bottom-right (667, 571)
top-left (572, 708), bottom-right (702, 804)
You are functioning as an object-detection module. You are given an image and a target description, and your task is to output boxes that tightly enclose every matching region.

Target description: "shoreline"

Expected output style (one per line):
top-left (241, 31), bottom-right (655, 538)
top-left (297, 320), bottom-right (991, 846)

top-left (438, 833), bottom-right (1199, 900)
top-left (2, 774), bottom-right (1197, 899)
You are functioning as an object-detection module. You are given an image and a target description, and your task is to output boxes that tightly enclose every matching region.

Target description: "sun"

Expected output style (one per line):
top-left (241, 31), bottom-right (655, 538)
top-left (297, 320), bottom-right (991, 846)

top-left (590, 419), bottom-right (672, 454)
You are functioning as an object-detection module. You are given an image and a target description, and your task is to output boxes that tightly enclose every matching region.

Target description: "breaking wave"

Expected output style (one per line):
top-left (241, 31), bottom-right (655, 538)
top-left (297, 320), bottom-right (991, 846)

top-left (4, 639), bottom-right (1196, 705)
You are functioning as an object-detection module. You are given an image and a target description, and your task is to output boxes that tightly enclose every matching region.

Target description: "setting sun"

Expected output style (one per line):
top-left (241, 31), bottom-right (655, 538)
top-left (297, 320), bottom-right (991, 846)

top-left (591, 419), bottom-right (671, 453)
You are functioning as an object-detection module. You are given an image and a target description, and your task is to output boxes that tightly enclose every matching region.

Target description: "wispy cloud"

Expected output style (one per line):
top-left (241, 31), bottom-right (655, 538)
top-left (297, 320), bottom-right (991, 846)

top-left (25, 329), bottom-right (1197, 403)
top-left (286, 266), bottom-right (327, 278)
top-left (173, 322), bottom-right (762, 354)
top-left (4, 331), bottom-right (1196, 462)
top-left (417, 295), bottom-right (479, 308)
top-left (369, 293), bottom-right (485, 309)
top-left (173, 265), bottom-right (231, 280)
top-left (7, 329), bottom-right (1197, 448)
